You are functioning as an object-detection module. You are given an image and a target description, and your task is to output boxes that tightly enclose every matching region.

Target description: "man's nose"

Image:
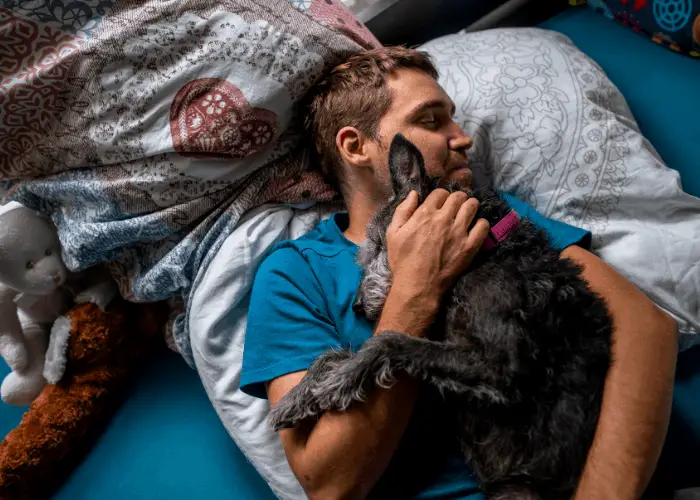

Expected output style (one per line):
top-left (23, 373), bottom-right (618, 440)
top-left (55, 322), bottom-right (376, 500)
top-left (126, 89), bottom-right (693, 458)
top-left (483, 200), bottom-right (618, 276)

top-left (449, 134), bottom-right (473, 153)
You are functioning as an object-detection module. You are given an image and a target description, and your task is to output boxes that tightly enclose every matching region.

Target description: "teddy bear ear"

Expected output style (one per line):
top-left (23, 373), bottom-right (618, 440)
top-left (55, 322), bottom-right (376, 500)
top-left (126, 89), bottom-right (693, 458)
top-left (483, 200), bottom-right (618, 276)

top-left (0, 202), bottom-right (50, 225)
top-left (0, 201), bottom-right (24, 217)
top-left (388, 133), bottom-right (426, 196)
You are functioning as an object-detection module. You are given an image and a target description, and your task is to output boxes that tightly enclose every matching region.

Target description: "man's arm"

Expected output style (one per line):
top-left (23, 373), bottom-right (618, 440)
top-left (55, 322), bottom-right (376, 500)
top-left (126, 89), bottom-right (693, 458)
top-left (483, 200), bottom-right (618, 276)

top-left (268, 286), bottom-right (432, 500)
top-left (267, 190), bottom-right (489, 500)
top-left (563, 245), bottom-right (677, 499)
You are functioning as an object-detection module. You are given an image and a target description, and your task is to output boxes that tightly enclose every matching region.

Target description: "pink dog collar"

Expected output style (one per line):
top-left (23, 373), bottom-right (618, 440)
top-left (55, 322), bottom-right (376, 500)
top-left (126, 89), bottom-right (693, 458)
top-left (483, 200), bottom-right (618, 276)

top-left (481, 210), bottom-right (520, 252)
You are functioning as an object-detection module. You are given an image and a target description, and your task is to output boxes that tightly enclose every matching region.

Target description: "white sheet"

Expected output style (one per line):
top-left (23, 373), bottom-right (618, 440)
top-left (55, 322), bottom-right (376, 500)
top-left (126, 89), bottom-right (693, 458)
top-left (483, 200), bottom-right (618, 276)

top-left (190, 203), bottom-right (335, 499)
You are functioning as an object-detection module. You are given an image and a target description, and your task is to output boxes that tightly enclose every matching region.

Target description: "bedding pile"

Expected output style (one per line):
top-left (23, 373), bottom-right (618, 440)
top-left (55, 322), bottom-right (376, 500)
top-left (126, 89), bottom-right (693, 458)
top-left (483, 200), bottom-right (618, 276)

top-left (0, 0), bottom-right (379, 366)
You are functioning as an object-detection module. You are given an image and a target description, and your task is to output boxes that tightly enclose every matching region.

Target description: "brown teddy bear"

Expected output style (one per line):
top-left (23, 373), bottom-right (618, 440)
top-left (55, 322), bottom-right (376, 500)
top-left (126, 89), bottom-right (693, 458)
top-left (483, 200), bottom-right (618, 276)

top-left (0, 299), bottom-right (168, 500)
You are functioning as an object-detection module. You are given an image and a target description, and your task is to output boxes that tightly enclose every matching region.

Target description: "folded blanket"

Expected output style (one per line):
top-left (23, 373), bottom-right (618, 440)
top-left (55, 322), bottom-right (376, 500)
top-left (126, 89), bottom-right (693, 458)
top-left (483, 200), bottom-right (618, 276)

top-left (0, 0), bottom-right (377, 365)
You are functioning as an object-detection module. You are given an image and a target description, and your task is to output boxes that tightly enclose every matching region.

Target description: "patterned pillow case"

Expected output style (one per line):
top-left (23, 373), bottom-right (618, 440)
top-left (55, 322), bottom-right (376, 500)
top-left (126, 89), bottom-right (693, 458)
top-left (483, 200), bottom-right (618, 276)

top-left (421, 27), bottom-right (700, 342)
top-left (575, 0), bottom-right (700, 57)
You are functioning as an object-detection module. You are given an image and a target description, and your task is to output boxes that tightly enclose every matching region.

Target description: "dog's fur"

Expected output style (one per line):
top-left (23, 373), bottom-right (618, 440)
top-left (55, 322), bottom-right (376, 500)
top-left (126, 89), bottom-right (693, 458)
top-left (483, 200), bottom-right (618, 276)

top-left (269, 134), bottom-right (613, 499)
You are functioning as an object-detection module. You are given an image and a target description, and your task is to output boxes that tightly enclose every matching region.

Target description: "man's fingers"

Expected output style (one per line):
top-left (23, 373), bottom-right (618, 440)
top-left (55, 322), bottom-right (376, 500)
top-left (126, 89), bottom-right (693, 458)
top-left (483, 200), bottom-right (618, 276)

top-left (440, 192), bottom-right (469, 219)
top-left (390, 191), bottom-right (419, 229)
top-left (465, 218), bottom-right (490, 253)
top-left (454, 197), bottom-right (480, 230)
top-left (422, 189), bottom-right (450, 210)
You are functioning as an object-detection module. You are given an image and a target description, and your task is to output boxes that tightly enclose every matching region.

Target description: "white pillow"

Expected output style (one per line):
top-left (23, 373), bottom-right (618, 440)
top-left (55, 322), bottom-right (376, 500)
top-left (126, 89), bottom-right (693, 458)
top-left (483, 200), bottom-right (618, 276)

top-left (422, 28), bottom-right (700, 346)
top-left (190, 27), bottom-right (700, 500)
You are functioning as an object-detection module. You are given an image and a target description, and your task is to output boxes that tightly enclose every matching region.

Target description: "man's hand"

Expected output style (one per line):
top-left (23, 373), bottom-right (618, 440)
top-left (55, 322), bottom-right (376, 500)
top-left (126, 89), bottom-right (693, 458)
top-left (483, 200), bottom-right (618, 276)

top-left (381, 189), bottom-right (489, 336)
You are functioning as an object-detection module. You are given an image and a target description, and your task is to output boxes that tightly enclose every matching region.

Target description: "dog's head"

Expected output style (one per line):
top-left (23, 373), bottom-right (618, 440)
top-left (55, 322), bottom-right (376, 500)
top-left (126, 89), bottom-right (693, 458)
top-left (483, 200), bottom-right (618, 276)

top-left (353, 133), bottom-right (465, 319)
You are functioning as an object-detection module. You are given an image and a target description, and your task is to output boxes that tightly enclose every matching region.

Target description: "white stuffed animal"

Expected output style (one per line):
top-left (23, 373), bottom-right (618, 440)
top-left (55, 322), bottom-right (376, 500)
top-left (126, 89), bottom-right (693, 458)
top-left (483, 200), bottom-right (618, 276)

top-left (0, 202), bottom-right (76, 406)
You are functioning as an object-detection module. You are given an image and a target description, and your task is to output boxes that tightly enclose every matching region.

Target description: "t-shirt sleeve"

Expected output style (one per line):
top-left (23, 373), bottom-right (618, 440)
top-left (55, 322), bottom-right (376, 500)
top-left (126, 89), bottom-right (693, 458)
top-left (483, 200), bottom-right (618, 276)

top-left (240, 246), bottom-right (340, 399)
top-left (501, 193), bottom-right (592, 251)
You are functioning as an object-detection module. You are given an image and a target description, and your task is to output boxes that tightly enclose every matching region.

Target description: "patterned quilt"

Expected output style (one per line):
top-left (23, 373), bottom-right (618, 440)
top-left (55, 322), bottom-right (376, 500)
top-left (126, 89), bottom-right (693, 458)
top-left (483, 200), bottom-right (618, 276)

top-left (0, 0), bottom-right (379, 365)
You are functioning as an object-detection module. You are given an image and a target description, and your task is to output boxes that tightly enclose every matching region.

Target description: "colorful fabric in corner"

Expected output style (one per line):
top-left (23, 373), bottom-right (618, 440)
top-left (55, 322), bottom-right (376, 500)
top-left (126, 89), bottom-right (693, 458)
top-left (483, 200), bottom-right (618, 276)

top-left (0, 0), bottom-right (379, 366)
top-left (581, 0), bottom-right (700, 57)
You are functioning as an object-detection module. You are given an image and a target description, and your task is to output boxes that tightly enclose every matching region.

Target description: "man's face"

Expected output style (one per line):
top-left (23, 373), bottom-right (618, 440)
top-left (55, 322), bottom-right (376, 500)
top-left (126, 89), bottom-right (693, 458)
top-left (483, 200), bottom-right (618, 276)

top-left (369, 68), bottom-right (473, 196)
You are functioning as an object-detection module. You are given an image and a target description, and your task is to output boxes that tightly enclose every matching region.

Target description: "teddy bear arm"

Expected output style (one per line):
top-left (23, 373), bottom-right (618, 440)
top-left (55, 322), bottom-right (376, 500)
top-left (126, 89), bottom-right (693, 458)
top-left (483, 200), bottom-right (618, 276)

top-left (0, 286), bottom-right (28, 371)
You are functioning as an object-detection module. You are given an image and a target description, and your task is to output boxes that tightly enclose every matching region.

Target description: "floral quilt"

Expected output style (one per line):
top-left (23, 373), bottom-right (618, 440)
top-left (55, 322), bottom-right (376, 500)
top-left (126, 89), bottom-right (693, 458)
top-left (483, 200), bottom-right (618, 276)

top-left (0, 0), bottom-right (379, 365)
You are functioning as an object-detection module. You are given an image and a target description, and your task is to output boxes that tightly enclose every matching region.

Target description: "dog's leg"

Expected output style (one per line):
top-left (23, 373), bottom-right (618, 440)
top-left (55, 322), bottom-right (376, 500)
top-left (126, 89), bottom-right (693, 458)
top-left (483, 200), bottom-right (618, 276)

top-left (268, 349), bottom-right (354, 430)
top-left (361, 333), bottom-right (508, 403)
top-left (270, 333), bottom-right (508, 431)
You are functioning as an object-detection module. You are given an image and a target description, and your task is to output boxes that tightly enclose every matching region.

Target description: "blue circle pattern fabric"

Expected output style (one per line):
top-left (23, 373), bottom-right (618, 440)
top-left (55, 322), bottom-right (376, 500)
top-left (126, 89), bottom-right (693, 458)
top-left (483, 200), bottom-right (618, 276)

top-left (584, 0), bottom-right (700, 56)
top-left (654, 0), bottom-right (693, 32)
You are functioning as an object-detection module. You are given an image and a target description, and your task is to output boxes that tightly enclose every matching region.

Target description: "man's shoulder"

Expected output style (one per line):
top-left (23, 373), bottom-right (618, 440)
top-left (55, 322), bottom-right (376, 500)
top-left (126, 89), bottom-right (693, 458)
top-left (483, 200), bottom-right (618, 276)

top-left (267, 213), bottom-right (353, 262)
top-left (257, 213), bottom-right (353, 278)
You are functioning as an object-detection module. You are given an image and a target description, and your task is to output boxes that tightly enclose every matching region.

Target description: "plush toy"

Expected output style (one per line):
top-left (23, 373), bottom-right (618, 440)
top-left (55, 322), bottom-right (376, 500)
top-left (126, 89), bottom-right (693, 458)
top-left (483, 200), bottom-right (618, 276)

top-left (0, 201), bottom-right (162, 499)
top-left (0, 202), bottom-right (119, 408)
top-left (0, 299), bottom-right (169, 499)
top-left (0, 202), bottom-right (75, 406)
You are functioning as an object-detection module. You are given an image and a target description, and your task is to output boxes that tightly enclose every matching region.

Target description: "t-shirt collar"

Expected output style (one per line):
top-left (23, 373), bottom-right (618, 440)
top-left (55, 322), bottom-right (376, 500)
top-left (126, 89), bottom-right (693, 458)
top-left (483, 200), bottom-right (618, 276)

top-left (330, 213), bottom-right (359, 250)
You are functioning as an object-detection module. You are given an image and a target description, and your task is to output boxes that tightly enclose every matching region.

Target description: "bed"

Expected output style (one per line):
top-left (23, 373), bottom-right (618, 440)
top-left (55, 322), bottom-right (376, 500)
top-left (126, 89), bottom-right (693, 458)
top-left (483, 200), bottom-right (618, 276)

top-left (1, 3), bottom-right (698, 499)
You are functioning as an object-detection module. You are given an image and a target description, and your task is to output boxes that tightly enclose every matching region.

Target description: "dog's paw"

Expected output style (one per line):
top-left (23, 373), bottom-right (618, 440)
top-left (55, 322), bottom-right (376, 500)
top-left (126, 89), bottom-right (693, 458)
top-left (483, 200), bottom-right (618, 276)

top-left (267, 350), bottom-right (363, 430)
top-left (268, 396), bottom-right (319, 431)
top-left (314, 376), bottom-right (368, 414)
top-left (309, 351), bottom-right (378, 413)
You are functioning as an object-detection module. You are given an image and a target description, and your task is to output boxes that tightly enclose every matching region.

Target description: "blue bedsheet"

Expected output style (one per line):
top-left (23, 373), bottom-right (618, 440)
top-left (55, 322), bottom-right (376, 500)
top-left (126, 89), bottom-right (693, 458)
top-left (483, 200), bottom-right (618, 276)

top-left (0, 352), bottom-right (276, 499)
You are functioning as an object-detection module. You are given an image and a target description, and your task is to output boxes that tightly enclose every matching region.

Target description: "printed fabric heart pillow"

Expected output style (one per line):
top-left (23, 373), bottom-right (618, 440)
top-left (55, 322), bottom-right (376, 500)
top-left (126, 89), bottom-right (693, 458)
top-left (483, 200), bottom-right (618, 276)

top-left (421, 28), bottom-right (700, 347)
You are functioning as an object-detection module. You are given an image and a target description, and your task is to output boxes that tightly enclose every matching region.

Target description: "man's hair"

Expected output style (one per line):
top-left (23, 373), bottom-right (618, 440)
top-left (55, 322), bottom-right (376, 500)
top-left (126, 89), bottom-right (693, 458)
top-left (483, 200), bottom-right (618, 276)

top-left (305, 46), bottom-right (438, 193)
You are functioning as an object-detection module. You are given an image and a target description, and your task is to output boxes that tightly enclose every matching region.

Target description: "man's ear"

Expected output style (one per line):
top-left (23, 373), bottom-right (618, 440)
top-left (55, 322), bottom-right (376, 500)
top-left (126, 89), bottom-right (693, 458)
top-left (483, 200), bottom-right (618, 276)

top-left (336, 126), bottom-right (372, 170)
top-left (388, 133), bottom-right (426, 195)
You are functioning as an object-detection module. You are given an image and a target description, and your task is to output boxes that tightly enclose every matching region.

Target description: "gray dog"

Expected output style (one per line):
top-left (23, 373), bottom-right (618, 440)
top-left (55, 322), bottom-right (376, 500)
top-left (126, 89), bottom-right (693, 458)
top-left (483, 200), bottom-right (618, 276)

top-left (269, 134), bottom-right (613, 499)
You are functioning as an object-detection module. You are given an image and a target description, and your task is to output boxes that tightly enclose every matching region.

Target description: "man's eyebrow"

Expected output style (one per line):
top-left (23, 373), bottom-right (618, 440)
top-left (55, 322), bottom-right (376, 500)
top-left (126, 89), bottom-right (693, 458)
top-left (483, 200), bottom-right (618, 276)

top-left (408, 99), bottom-right (457, 119)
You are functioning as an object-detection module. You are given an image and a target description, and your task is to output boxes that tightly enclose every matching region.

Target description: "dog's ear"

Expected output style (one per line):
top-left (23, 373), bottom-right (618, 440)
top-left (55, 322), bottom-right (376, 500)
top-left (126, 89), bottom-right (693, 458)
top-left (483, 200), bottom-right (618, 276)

top-left (388, 133), bottom-right (426, 195)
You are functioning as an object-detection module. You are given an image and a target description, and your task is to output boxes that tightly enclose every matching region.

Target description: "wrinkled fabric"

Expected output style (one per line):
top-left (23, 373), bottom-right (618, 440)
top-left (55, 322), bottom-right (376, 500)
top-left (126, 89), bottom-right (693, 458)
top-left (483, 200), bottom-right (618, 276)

top-left (0, 0), bottom-right (379, 365)
top-left (190, 202), bottom-right (337, 499)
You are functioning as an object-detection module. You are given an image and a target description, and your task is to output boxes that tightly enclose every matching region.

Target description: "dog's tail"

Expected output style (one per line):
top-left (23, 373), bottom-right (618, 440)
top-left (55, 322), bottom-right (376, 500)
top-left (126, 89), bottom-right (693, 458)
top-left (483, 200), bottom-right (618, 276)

top-left (359, 332), bottom-right (507, 404)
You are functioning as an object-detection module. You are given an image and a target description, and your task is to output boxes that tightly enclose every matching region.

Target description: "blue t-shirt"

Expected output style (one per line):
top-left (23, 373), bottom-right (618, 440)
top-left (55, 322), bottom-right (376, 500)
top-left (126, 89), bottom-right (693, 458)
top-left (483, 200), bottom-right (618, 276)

top-left (241, 193), bottom-right (591, 499)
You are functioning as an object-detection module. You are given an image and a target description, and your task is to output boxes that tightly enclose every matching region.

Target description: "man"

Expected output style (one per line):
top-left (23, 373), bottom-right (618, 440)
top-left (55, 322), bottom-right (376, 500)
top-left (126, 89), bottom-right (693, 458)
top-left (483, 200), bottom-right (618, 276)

top-left (240, 47), bottom-right (677, 499)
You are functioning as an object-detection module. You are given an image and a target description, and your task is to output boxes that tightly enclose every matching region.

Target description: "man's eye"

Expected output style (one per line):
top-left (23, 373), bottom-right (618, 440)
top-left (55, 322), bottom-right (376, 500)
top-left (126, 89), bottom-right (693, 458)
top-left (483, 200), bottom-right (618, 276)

top-left (421, 115), bottom-right (439, 128)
